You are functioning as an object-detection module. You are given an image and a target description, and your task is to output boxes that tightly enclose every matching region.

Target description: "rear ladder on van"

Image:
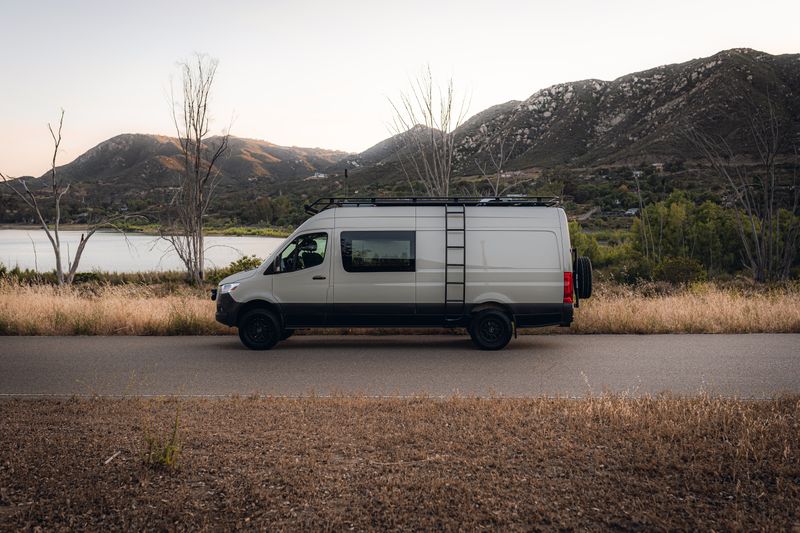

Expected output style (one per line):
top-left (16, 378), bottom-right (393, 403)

top-left (444, 204), bottom-right (467, 324)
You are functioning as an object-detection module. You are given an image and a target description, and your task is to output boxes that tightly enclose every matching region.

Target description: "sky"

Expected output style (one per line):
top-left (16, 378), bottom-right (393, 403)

top-left (0, 0), bottom-right (798, 176)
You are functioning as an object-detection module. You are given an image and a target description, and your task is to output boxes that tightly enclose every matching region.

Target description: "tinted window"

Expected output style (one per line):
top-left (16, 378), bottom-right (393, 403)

top-left (341, 231), bottom-right (415, 272)
top-left (275, 232), bottom-right (328, 273)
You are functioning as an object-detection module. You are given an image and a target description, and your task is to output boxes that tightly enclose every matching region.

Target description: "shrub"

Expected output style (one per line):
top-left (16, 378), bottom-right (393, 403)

top-left (142, 402), bottom-right (182, 470)
top-left (654, 257), bottom-right (707, 284)
top-left (206, 255), bottom-right (263, 284)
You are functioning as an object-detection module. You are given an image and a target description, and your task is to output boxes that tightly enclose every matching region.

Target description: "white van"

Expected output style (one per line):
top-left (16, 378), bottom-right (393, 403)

top-left (212, 197), bottom-right (592, 350)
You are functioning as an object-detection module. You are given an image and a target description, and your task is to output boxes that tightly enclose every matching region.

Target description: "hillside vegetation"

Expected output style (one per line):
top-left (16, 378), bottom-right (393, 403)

top-left (2, 48), bottom-right (797, 285)
top-left (2, 48), bottom-right (797, 229)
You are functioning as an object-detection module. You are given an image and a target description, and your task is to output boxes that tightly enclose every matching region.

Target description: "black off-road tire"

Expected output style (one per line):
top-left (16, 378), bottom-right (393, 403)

top-left (238, 309), bottom-right (281, 350)
top-left (468, 309), bottom-right (513, 350)
top-left (575, 256), bottom-right (593, 299)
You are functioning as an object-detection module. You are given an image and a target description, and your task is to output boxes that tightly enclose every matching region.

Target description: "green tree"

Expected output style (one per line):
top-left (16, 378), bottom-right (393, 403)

top-left (568, 221), bottom-right (600, 264)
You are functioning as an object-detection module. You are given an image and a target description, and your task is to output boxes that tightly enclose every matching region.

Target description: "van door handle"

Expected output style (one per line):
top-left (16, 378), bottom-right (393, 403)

top-left (312, 275), bottom-right (327, 280)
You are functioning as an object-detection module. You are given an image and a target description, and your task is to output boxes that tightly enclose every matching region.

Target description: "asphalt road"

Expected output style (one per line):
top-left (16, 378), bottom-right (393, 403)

top-left (0, 334), bottom-right (798, 398)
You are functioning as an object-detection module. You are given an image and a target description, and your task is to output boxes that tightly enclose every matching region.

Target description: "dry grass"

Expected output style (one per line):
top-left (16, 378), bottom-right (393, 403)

top-left (1, 280), bottom-right (799, 336)
top-left (0, 281), bottom-right (227, 335)
top-left (565, 282), bottom-right (800, 334)
top-left (0, 395), bottom-right (798, 530)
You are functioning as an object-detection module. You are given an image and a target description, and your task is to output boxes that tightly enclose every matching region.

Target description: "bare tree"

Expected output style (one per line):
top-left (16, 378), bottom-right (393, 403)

top-left (632, 171), bottom-right (656, 261)
top-left (684, 93), bottom-right (799, 282)
top-left (164, 54), bottom-right (230, 284)
top-left (473, 126), bottom-right (535, 196)
top-left (390, 66), bottom-right (468, 196)
top-left (0, 111), bottom-right (131, 285)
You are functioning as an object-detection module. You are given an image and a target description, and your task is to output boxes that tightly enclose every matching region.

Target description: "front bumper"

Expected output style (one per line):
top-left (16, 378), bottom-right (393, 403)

top-left (214, 292), bottom-right (241, 327)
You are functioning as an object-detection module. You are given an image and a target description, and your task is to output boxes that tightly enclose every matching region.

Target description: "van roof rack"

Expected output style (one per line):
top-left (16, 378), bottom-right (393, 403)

top-left (304, 196), bottom-right (560, 214)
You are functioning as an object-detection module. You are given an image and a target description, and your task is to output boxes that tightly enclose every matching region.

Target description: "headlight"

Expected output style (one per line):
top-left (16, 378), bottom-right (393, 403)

top-left (220, 282), bottom-right (240, 294)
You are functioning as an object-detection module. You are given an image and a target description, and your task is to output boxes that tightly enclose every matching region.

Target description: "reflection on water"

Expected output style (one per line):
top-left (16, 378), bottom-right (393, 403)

top-left (0, 229), bottom-right (285, 273)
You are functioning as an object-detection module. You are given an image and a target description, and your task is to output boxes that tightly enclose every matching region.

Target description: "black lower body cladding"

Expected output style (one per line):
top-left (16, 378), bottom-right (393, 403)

top-left (214, 300), bottom-right (573, 329)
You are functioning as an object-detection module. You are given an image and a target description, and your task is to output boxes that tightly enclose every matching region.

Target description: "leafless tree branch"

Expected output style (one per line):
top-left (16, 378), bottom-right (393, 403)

top-left (0, 110), bottom-right (144, 284)
top-left (164, 53), bottom-right (231, 284)
top-left (389, 66), bottom-right (468, 197)
top-left (683, 89), bottom-right (798, 282)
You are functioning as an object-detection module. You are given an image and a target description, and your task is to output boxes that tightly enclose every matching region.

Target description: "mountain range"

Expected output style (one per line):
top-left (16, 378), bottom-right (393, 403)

top-left (6, 48), bottom-right (800, 212)
top-left (354, 47), bottom-right (799, 179)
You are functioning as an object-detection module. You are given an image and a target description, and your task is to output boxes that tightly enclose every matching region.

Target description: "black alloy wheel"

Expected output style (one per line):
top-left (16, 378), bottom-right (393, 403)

top-left (238, 309), bottom-right (281, 350)
top-left (469, 309), bottom-right (513, 350)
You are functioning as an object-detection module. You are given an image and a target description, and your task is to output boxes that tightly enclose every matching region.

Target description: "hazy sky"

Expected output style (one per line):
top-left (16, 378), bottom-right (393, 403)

top-left (1, 0), bottom-right (798, 176)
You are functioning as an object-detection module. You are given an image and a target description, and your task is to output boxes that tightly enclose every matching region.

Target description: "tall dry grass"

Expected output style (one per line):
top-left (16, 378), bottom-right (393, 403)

top-left (0, 281), bottom-right (227, 335)
top-left (567, 282), bottom-right (800, 334)
top-left (0, 280), bottom-right (798, 335)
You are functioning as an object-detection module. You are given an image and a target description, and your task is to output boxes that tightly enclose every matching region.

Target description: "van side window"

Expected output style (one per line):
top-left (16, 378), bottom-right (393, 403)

top-left (276, 232), bottom-right (328, 273)
top-left (341, 231), bottom-right (415, 273)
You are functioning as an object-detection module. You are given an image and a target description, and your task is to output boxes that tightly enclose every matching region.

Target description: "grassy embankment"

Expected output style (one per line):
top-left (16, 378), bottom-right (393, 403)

top-left (119, 222), bottom-right (292, 238)
top-left (1, 280), bottom-right (798, 335)
top-left (0, 395), bottom-right (797, 530)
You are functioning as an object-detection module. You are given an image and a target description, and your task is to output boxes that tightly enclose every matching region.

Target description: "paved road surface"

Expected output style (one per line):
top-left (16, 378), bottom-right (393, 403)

top-left (0, 335), bottom-right (798, 398)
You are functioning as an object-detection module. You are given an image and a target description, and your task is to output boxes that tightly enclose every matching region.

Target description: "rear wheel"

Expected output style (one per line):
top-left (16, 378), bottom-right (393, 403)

top-left (238, 309), bottom-right (281, 350)
top-left (575, 256), bottom-right (593, 299)
top-left (469, 309), bottom-right (513, 350)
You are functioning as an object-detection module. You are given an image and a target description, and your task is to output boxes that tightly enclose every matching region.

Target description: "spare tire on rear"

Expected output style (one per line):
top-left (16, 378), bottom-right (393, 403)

top-left (575, 256), bottom-right (593, 299)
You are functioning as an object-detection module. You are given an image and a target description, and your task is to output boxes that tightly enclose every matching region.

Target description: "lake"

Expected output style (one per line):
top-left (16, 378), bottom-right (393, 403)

top-left (0, 229), bottom-right (285, 273)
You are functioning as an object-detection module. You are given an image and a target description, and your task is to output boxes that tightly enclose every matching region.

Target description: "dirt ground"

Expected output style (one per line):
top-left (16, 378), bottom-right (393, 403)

top-left (1, 396), bottom-right (798, 531)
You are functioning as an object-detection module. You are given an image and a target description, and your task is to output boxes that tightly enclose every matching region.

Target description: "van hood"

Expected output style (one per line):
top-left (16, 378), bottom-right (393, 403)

top-left (218, 268), bottom-right (258, 286)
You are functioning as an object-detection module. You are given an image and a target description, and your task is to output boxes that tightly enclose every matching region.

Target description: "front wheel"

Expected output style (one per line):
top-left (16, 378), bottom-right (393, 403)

top-left (469, 309), bottom-right (513, 350)
top-left (238, 309), bottom-right (281, 350)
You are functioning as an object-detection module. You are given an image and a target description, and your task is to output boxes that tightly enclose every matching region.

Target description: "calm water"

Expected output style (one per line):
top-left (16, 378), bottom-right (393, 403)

top-left (0, 229), bottom-right (285, 273)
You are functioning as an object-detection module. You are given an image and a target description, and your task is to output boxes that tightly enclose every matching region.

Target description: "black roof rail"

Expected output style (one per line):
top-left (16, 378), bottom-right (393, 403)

top-left (304, 196), bottom-right (560, 215)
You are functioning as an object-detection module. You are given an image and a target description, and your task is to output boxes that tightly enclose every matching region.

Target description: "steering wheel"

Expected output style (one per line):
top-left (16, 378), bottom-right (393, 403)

top-left (283, 256), bottom-right (298, 272)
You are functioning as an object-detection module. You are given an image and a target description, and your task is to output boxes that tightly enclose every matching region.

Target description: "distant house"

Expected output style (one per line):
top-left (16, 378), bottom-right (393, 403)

top-left (632, 170), bottom-right (644, 178)
top-left (624, 208), bottom-right (640, 216)
top-left (652, 163), bottom-right (664, 173)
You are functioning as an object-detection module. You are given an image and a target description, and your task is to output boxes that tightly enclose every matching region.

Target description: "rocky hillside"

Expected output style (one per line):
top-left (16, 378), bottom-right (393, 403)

top-left (454, 48), bottom-right (800, 171)
top-left (29, 48), bottom-right (800, 189)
